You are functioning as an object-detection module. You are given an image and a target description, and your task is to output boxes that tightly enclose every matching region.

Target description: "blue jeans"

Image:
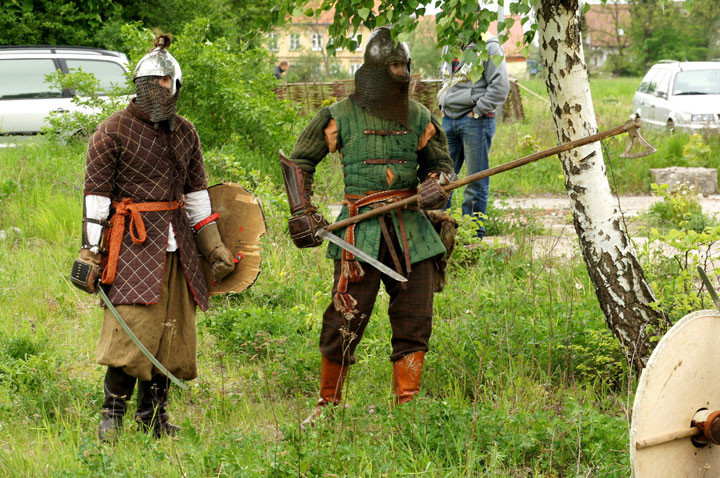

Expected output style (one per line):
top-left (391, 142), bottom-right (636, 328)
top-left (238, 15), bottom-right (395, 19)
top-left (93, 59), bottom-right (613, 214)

top-left (441, 114), bottom-right (496, 237)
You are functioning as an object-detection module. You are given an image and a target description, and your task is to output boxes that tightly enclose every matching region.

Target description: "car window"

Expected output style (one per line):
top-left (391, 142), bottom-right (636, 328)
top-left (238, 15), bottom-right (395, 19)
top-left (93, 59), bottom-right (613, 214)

top-left (0, 59), bottom-right (62, 100)
top-left (646, 70), bottom-right (666, 95)
top-left (655, 71), bottom-right (672, 97)
top-left (638, 69), bottom-right (662, 93)
top-left (672, 69), bottom-right (720, 95)
top-left (65, 59), bottom-right (128, 94)
top-left (638, 69), bottom-right (657, 93)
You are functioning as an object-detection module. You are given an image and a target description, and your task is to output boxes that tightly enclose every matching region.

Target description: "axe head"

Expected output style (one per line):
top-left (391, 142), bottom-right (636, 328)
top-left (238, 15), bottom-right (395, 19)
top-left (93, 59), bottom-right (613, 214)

top-left (621, 118), bottom-right (657, 159)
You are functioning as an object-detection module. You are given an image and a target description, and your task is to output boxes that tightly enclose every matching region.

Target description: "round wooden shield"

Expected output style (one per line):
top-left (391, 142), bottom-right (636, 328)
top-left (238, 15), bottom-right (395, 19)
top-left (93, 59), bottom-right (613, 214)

top-left (201, 183), bottom-right (266, 295)
top-left (631, 309), bottom-right (720, 477)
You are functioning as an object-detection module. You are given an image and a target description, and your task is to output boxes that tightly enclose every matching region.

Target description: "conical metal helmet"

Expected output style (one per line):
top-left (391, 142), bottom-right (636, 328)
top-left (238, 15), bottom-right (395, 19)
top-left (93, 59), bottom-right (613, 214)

top-left (133, 47), bottom-right (182, 96)
top-left (364, 26), bottom-right (411, 73)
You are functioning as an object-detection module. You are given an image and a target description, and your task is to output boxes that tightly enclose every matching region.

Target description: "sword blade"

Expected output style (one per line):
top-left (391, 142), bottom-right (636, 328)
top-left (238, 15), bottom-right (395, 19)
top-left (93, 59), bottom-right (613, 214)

top-left (316, 228), bottom-right (408, 282)
top-left (97, 287), bottom-right (188, 390)
top-left (697, 266), bottom-right (720, 312)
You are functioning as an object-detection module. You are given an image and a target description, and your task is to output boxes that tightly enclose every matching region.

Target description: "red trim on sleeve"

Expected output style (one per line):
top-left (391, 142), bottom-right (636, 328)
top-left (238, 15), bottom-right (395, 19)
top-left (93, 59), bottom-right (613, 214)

top-left (193, 213), bottom-right (219, 232)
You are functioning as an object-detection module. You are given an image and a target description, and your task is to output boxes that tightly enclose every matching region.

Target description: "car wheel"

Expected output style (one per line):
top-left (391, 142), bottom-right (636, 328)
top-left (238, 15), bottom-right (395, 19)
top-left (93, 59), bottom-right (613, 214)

top-left (666, 119), bottom-right (675, 134)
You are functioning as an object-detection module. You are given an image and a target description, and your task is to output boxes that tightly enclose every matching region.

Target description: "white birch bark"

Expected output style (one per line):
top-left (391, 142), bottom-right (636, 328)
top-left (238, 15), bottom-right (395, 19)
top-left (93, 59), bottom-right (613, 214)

top-left (536, 0), bottom-right (669, 371)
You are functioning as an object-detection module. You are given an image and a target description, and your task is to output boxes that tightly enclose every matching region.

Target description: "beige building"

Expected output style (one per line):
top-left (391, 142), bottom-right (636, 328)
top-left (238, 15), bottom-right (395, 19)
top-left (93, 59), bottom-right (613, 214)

top-left (269, 9), bottom-right (370, 77)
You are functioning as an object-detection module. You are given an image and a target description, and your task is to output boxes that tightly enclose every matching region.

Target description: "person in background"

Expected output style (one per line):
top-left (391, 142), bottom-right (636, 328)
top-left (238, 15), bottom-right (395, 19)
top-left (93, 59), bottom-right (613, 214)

top-left (274, 60), bottom-right (289, 79)
top-left (437, 38), bottom-right (509, 239)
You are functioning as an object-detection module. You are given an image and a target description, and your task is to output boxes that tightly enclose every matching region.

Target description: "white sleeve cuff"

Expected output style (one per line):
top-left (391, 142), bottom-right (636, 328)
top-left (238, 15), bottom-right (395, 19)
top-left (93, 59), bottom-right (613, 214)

top-left (85, 195), bottom-right (111, 249)
top-left (184, 190), bottom-right (212, 226)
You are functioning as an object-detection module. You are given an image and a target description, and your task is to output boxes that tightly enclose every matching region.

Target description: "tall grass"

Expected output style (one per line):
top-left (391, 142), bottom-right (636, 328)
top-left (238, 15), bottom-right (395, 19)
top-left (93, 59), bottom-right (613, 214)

top-left (3, 76), bottom-right (712, 476)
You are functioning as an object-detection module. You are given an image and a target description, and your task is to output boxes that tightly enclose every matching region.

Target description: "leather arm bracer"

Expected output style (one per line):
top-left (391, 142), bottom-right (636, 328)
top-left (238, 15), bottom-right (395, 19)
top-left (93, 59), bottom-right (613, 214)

top-left (280, 154), bottom-right (315, 215)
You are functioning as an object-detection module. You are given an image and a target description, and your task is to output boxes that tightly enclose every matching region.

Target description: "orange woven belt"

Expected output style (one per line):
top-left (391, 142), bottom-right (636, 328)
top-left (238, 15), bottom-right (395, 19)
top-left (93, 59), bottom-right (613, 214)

top-left (101, 198), bottom-right (183, 285)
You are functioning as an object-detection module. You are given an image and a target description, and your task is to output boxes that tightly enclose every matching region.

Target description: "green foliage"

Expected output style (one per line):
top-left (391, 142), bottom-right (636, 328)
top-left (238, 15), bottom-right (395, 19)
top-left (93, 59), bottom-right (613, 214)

top-left (282, 49), bottom-right (327, 82)
top-left (0, 0), bottom-right (296, 51)
top-left (131, 20), bottom-right (300, 161)
top-left (557, 328), bottom-right (628, 388)
top-left (42, 69), bottom-right (132, 142)
top-left (0, 0), bottom-right (123, 46)
top-left (682, 134), bottom-right (712, 167)
top-left (642, 224), bottom-right (720, 320)
top-left (628, 0), bottom-right (720, 72)
top-left (641, 186), bottom-right (720, 320)
top-left (647, 183), bottom-right (714, 233)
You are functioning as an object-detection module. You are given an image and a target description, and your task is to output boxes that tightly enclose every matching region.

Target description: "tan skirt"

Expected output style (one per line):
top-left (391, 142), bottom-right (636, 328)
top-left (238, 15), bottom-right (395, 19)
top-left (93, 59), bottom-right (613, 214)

top-left (96, 252), bottom-right (198, 381)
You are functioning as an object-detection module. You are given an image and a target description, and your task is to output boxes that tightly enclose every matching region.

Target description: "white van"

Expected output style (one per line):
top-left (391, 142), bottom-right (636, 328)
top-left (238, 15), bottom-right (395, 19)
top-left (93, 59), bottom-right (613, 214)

top-left (632, 60), bottom-right (720, 133)
top-left (0, 46), bottom-right (129, 134)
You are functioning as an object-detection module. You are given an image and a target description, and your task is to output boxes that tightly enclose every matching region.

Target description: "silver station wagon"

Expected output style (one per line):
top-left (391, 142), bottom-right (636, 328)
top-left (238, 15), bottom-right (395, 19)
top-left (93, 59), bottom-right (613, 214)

top-left (0, 46), bottom-right (129, 134)
top-left (632, 60), bottom-right (720, 133)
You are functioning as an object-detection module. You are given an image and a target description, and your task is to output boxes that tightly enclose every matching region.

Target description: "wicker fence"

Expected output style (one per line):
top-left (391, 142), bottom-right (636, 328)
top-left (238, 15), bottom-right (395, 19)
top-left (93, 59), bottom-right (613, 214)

top-left (276, 78), bottom-right (443, 116)
top-left (276, 77), bottom-right (525, 121)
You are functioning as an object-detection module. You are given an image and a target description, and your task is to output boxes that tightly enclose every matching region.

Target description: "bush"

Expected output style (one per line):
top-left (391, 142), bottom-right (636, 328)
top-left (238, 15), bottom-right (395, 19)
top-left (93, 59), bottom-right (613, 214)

top-left (42, 69), bottom-right (131, 142)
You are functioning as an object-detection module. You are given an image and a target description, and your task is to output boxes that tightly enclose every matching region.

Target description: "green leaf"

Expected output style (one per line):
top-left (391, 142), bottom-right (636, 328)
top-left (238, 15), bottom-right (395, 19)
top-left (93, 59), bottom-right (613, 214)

top-left (303, 8), bottom-right (314, 17)
top-left (396, 32), bottom-right (411, 42)
top-left (292, 7), bottom-right (303, 17)
top-left (583, 3), bottom-right (591, 14)
top-left (358, 7), bottom-right (370, 20)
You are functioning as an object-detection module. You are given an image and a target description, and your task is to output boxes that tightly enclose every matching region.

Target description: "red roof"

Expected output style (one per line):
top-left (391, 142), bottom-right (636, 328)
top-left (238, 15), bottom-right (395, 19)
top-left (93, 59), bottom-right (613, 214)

top-left (489, 15), bottom-right (528, 59)
top-left (583, 3), bottom-right (631, 48)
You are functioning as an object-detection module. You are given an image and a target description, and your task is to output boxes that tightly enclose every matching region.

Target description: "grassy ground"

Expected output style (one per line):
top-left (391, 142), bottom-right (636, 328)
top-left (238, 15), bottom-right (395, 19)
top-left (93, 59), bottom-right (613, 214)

top-left (0, 77), bottom-right (716, 476)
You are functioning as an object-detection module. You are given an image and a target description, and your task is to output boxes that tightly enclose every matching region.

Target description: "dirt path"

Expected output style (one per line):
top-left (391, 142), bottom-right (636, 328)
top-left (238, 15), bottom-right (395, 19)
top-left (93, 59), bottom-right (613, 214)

top-left (497, 195), bottom-right (720, 218)
top-left (490, 194), bottom-right (720, 260)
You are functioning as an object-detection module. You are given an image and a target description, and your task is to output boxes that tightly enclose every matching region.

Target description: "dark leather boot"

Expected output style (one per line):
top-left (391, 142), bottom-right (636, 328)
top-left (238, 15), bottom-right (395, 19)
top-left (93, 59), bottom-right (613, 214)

top-left (301, 356), bottom-right (349, 429)
top-left (98, 366), bottom-right (136, 443)
top-left (393, 351), bottom-right (425, 405)
top-left (135, 375), bottom-right (180, 438)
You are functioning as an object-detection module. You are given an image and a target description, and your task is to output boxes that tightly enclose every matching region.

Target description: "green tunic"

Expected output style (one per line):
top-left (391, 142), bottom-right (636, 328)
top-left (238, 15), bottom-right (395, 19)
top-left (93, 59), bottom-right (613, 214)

top-left (290, 98), bottom-right (453, 264)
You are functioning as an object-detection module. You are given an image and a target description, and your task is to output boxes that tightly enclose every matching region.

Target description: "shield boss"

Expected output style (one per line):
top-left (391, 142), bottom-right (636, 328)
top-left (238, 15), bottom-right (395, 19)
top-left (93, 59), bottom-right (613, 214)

top-left (201, 183), bottom-right (266, 295)
top-left (631, 309), bottom-right (720, 477)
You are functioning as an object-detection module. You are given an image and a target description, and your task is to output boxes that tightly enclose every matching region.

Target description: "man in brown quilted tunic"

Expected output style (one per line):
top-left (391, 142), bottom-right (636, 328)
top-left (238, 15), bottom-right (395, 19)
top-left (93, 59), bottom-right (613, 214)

top-left (72, 36), bottom-right (235, 442)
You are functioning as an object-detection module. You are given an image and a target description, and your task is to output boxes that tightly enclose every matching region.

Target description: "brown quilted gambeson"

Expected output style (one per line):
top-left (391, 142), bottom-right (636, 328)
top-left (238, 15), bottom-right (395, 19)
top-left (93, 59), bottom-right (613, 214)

top-left (85, 100), bottom-right (209, 311)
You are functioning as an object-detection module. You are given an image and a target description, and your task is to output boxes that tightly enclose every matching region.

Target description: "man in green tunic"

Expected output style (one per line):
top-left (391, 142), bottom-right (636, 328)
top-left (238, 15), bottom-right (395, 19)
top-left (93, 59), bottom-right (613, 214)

top-left (281, 26), bottom-right (455, 425)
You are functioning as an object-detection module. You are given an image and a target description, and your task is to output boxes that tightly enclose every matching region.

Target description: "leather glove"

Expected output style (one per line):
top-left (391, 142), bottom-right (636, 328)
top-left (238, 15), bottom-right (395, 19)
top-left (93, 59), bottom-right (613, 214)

top-left (418, 177), bottom-right (450, 210)
top-left (288, 210), bottom-right (328, 248)
top-left (195, 222), bottom-right (235, 282)
top-left (70, 249), bottom-right (102, 294)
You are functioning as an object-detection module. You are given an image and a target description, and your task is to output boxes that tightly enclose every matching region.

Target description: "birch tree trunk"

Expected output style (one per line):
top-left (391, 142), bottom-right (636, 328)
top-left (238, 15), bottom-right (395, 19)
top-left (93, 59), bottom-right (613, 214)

top-left (536, 0), bottom-right (670, 372)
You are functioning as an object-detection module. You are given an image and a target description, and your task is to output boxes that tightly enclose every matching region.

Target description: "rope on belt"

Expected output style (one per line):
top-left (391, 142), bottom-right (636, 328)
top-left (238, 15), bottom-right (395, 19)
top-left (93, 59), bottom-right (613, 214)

top-left (101, 198), bottom-right (183, 285)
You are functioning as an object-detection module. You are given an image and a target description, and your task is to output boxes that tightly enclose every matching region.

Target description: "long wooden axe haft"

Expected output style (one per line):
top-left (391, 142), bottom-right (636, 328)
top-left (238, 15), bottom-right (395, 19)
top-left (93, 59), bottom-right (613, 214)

top-left (326, 118), bottom-right (655, 233)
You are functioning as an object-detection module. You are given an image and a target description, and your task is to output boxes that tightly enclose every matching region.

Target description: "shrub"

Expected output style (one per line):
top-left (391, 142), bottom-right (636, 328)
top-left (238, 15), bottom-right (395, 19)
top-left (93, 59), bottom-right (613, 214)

top-left (42, 69), bottom-right (131, 142)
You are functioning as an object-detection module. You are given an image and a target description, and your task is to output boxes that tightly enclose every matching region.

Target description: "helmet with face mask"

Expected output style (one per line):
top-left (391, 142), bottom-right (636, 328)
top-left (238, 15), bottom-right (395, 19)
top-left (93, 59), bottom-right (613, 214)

top-left (133, 35), bottom-right (182, 125)
top-left (350, 26), bottom-right (412, 127)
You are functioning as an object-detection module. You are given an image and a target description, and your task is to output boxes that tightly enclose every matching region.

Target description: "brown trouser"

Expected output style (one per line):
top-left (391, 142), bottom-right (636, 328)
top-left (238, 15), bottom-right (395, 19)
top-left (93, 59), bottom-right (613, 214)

top-left (319, 220), bottom-right (436, 364)
top-left (97, 252), bottom-right (198, 381)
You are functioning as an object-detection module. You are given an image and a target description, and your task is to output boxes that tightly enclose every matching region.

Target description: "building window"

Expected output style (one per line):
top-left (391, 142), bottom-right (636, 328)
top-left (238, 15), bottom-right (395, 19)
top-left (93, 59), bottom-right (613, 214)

top-left (350, 63), bottom-right (362, 75)
top-left (289, 33), bottom-right (301, 51)
top-left (311, 33), bottom-right (323, 52)
top-left (267, 33), bottom-right (278, 51)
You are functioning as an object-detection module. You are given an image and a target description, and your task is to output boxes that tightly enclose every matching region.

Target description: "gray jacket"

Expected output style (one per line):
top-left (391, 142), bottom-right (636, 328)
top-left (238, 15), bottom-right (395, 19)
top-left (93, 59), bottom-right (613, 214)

top-left (437, 38), bottom-right (510, 119)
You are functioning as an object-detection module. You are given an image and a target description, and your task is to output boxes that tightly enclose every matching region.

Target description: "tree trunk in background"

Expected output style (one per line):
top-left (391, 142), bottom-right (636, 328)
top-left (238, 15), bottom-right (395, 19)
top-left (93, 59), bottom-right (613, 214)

top-left (536, 0), bottom-right (670, 372)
